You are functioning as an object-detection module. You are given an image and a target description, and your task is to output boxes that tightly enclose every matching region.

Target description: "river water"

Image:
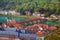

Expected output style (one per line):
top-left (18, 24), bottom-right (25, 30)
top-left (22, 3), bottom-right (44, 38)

top-left (0, 16), bottom-right (60, 26)
top-left (0, 16), bottom-right (29, 23)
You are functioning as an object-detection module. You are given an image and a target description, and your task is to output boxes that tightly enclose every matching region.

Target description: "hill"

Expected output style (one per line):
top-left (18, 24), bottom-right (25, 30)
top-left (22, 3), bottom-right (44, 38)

top-left (0, 0), bottom-right (60, 15)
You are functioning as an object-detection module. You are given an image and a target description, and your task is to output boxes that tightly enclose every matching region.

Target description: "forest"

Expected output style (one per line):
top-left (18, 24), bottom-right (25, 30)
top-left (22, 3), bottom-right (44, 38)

top-left (0, 0), bottom-right (60, 15)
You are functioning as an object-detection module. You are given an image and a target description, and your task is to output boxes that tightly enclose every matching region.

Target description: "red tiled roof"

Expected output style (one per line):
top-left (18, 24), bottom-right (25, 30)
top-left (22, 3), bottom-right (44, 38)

top-left (47, 26), bottom-right (56, 31)
top-left (36, 31), bottom-right (43, 37)
top-left (35, 24), bottom-right (48, 29)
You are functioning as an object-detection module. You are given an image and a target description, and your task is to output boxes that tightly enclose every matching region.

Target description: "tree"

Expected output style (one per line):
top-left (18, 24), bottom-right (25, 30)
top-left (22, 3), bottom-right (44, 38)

top-left (54, 24), bottom-right (60, 29)
top-left (0, 0), bottom-right (60, 15)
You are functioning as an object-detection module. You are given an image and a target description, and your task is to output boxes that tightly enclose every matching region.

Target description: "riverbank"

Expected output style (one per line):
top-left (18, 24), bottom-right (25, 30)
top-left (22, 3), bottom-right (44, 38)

top-left (0, 14), bottom-right (36, 19)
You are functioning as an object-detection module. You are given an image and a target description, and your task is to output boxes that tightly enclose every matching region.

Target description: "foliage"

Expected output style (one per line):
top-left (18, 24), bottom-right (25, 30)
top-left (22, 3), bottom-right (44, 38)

top-left (54, 24), bottom-right (60, 29)
top-left (0, 0), bottom-right (60, 15)
top-left (45, 30), bottom-right (60, 40)
top-left (45, 23), bottom-right (60, 40)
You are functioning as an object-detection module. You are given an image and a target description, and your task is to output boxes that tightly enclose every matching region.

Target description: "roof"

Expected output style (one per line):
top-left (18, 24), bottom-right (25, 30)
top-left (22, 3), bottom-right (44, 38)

top-left (47, 26), bottom-right (57, 31)
top-left (36, 31), bottom-right (43, 37)
top-left (35, 24), bottom-right (48, 29)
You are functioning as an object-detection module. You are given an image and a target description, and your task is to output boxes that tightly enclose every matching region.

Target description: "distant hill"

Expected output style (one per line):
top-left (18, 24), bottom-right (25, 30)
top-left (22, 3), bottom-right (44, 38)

top-left (0, 0), bottom-right (60, 15)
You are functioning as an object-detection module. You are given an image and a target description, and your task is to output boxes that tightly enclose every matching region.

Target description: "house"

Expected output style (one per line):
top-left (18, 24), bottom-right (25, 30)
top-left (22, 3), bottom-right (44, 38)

top-left (26, 11), bottom-right (31, 16)
top-left (50, 14), bottom-right (58, 19)
top-left (40, 14), bottom-right (45, 17)
top-left (0, 11), bottom-right (8, 15)
top-left (33, 12), bottom-right (45, 18)
top-left (8, 10), bottom-right (16, 15)
top-left (32, 12), bottom-right (40, 17)
top-left (35, 24), bottom-right (48, 29)
top-left (36, 31), bottom-right (44, 37)
top-left (45, 17), bottom-right (51, 20)
top-left (47, 26), bottom-right (57, 32)
top-left (15, 12), bottom-right (20, 15)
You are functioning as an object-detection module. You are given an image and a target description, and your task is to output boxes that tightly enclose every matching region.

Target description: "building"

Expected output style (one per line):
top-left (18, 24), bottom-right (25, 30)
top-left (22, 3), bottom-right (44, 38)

top-left (0, 11), bottom-right (8, 15)
top-left (26, 11), bottom-right (31, 16)
top-left (33, 12), bottom-right (40, 17)
top-left (8, 10), bottom-right (16, 15)
top-left (8, 10), bottom-right (20, 15)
